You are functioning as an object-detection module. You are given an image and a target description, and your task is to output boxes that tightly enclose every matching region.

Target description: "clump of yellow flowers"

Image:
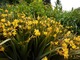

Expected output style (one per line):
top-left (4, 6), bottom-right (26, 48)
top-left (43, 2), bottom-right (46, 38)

top-left (0, 9), bottom-right (80, 60)
top-left (34, 29), bottom-right (41, 36)
top-left (41, 56), bottom-right (48, 60)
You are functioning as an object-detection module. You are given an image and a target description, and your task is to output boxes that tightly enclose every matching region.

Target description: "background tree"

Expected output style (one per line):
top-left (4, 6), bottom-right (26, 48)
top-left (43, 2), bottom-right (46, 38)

top-left (43, 0), bottom-right (50, 4)
top-left (55, 0), bottom-right (62, 10)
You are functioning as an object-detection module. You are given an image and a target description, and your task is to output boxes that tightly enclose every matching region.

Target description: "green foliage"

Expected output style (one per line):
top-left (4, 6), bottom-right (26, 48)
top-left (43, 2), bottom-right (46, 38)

top-left (0, 1), bottom-right (53, 19)
top-left (0, 1), bottom-right (80, 60)
top-left (53, 8), bottom-right (80, 35)
top-left (29, 2), bottom-right (53, 18)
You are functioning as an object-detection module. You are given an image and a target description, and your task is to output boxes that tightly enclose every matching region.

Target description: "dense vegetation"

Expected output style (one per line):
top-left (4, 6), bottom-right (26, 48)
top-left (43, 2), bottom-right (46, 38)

top-left (0, 0), bottom-right (80, 60)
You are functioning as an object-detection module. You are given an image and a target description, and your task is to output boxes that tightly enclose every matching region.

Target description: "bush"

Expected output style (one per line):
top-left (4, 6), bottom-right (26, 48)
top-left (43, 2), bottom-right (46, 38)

top-left (53, 8), bottom-right (80, 35)
top-left (0, 1), bottom-right (54, 19)
top-left (0, 1), bottom-right (80, 60)
top-left (0, 10), bottom-right (80, 60)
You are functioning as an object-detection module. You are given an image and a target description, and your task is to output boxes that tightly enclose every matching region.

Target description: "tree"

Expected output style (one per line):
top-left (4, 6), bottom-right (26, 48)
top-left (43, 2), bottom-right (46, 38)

top-left (43, 0), bottom-right (50, 4)
top-left (55, 0), bottom-right (62, 10)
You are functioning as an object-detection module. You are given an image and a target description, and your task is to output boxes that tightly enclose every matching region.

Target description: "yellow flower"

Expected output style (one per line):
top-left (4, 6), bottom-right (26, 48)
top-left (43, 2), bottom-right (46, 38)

top-left (47, 27), bottom-right (52, 31)
top-left (62, 48), bottom-right (69, 59)
top-left (0, 46), bottom-right (4, 52)
top-left (69, 40), bottom-right (73, 44)
top-left (27, 21), bottom-right (33, 25)
top-left (1, 18), bottom-right (6, 22)
top-left (19, 20), bottom-right (23, 23)
top-left (14, 19), bottom-right (19, 23)
top-left (57, 48), bottom-right (69, 59)
top-left (12, 22), bottom-right (18, 28)
top-left (47, 18), bottom-right (50, 20)
top-left (12, 32), bottom-right (16, 36)
top-left (54, 41), bottom-right (58, 45)
top-left (5, 21), bottom-right (11, 26)
top-left (3, 32), bottom-right (7, 37)
top-left (67, 31), bottom-right (71, 34)
top-left (76, 47), bottom-right (79, 49)
top-left (34, 29), bottom-right (41, 36)
top-left (57, 49), bottom-right (63, 56)
top-left (64, 38), bottom-right (70, 43)
top-left (12, 20), bottom-right (19, 28)
top-left (3, 29), bottom-right (6, 32)
top-left (2, 24), bottom-right (5, 28)
top-left (21, 16), bottom-right (25, 19)
top-left (27, 26), bottom-right (31, 30)
top-left (41, 56), bottom-right (48, 60)
top-left (37, 16), bottom-right (40, 20)
top-left (7, 21), bottom-right (11, 26)
top-left (53, 34), bottom-right (57, 38)
top-left (12, 29), bottom-right (17, 36)
top-left (69, 40), bottom-right (77, 49)
top-left (74, 36), bottom-right (80, 41)
top-left (62, 42), bottom-right (67, 48)
top-left (72, 45), bottom-right (76, 49)
top-left (43, 31), bottom-right (48, 36)
top-left (33, 20), bottom-right (38, 24)
top-left (8, 32), bottom-right (12, 36)
top-left (47, 23), bottom-right (50, 27)
top-left (7, 27), bottom-right (13, 31)
top-left (18, 25), bottom-right (22, 28)
top-left (5, 9), bottom-right (8, 13)
top-left (27, 17), bottom-right (31, 20)
top-left (65, 31), bottom-right (71, 36)
top-left (1, 14), bottom-right (7, 17)
top-left (55, 27), bottom-right (59, 33)
top-left (50, 41), bottom-right (54, 45)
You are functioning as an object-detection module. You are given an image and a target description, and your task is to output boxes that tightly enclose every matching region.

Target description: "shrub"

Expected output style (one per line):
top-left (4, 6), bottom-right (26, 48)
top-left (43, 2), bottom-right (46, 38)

top-left (0, 1), bottom-right (80, 60)
top-left (53, 8), bottom-right (80, 35)
top-left (0, 10), bottom-right (80, 60)
top-left (0, 1), bottom-right (54, 19)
